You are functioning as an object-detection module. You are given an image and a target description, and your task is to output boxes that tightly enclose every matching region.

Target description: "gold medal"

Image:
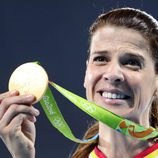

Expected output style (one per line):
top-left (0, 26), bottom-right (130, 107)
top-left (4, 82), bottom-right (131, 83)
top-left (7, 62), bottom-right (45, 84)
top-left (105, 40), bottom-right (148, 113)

top-left (8, 62), bottom-right (48, 104)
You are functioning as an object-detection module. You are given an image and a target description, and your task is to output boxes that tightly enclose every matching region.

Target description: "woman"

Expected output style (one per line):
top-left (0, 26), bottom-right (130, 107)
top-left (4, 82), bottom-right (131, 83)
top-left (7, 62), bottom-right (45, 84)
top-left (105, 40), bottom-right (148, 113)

top-left (0, 7), bottom-right (158, 158)
top-left (72, 8), bottom-right (158, 158)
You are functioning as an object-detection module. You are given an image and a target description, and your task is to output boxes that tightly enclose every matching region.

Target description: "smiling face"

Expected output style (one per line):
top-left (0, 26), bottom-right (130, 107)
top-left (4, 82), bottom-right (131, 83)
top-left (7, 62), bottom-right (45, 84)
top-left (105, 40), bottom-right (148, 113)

top-left (84, 25), bottom-right (158, 119)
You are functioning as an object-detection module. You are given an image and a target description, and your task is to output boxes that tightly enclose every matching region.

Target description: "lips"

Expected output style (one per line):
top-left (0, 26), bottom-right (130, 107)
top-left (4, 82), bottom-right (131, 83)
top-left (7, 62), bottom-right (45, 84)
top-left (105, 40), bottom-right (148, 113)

top-left (96, 89), bottom-right (131, 107)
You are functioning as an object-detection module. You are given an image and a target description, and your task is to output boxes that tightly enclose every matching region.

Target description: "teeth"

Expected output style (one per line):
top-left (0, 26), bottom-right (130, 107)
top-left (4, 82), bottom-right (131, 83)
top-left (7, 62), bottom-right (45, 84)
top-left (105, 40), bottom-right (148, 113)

top-left (112, 93), bottom-right (116, 98)
top-left (107, 93), bottom-right (111, 98)
top-left (102, 92), bottom-right (126, 99)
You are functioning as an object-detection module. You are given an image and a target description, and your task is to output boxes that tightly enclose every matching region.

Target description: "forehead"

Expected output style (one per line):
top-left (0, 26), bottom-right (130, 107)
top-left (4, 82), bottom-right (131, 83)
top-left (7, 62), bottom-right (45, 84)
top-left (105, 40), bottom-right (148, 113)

top-left (90, 25), bottom-right (150, 55)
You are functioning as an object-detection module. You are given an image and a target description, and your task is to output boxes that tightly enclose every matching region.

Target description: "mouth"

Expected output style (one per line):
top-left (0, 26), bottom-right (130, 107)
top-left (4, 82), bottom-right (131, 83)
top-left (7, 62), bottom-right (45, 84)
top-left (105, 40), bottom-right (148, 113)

top-left (95, 88), bottom-right (133, 114)
top-left (97, 89), bottom-right (131, 101)
top-left (101, 91), bottom-right (130, 100)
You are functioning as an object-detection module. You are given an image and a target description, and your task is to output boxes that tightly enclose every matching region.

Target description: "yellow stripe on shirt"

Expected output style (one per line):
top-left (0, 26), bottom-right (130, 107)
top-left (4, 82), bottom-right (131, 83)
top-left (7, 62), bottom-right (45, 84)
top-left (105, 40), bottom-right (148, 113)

top-left (144, 149), bottom-right (158, 158)
top-left (89, 150), bottom-right (99, 158)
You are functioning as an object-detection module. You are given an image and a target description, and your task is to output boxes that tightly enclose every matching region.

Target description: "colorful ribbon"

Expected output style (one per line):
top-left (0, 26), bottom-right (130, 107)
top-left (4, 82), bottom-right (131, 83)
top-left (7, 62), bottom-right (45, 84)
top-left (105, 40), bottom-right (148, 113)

top-left (40, 81), bottom-right (158, 143)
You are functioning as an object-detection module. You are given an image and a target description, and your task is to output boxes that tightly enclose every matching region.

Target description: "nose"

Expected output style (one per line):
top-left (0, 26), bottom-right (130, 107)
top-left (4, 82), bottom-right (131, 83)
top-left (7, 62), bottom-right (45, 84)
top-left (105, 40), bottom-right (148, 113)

top-left (103, 62), bottom-right (124, 84)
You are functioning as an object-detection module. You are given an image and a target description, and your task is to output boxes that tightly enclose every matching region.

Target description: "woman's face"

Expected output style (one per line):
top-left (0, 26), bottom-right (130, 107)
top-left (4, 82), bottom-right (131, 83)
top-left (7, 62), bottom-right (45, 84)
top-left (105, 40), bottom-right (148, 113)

top-left (84, 25), bottom-right (158, 119)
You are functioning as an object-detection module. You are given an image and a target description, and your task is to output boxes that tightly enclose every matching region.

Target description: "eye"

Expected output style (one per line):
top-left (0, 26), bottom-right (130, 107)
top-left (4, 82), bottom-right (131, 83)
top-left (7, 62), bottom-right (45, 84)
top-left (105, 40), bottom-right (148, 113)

top-left (123, 59), bottom-right (142, 70)
top-left (93, 56), bottom-right (108, 63)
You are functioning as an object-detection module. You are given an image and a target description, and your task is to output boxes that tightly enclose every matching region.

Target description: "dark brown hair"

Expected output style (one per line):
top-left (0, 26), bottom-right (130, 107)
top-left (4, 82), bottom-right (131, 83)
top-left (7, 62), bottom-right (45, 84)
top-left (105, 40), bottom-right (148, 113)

top-left (71, 7), bottom-right (158, 158)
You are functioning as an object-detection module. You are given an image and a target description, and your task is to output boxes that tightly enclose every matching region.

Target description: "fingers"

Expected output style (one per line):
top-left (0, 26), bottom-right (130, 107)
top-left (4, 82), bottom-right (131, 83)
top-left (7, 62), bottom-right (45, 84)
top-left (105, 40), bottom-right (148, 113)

top-left (0, 94), bottom-right (35, 120)
top-left (0, 92), bottom-right (39, 135)
top-left (0, 113), bottom-right (35, 139)
top-left (0, 104), bottom-right (39, 127)
top-left (0, 91), bottom-right (38, 158)
top-left (8, 113), bottom-right (35, 130)
top-left (0, 90), bottom-right (19, 103)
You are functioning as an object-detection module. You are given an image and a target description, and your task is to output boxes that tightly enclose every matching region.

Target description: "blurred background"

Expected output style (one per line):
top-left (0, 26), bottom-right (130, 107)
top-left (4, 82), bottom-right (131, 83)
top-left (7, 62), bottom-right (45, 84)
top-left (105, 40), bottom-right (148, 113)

top-left (0, 0), bottom-right (158, 157)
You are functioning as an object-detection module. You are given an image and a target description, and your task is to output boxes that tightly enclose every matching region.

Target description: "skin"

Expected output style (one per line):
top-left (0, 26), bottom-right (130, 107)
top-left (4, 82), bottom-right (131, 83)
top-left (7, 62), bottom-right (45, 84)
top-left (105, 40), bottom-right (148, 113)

top-left (84, 25), bottom-right (158, 157)
top-left (0, 90), bottom-right (39, 158)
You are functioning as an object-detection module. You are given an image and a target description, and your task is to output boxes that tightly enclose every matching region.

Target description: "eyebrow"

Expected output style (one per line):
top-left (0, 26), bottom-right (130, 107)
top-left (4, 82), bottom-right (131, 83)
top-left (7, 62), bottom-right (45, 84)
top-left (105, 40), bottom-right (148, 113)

top-left (89, 50), bottom-right (109, 58)
top-left (90, 51), bottom-right (145, 60)
top-left (88, 50), bottom-right (109, 60)
top-left (90, 50), bottom-right (109, 55)
top-left (89, 51), bottom-right (145, 64)
top-left (122, 53), bottom-right (145, 62)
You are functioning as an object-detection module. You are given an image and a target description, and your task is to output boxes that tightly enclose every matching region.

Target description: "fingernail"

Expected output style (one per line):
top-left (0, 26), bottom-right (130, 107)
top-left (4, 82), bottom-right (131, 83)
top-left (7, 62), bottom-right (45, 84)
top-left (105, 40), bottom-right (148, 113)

top-left (10, 90), bottom-right (18, 95)
top-left (34, 109), bottom-right (40, 115)
top-left (30, 116), bottom-right (37, 122)
top-left (26, 94), bottom-right (35, 100)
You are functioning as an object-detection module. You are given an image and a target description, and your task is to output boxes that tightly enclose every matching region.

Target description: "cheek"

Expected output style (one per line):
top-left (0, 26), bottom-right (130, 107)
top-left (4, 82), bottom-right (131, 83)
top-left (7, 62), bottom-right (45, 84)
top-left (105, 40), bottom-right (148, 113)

top-left (128, 72), bottom-right (156, 107)
top-left (86, 71), bottom-right (93, 83)
top-left (128, 74), bottom-right (152, 96)
top-left (84, 69), bottom-right (95, 93)
top-left (85, 65), bottom-right (102, 88)
top-left (140, 71), bottom-right (156, 93)
top-left (127, 70), bottom-right (155, 89)
top-left (84, 66), bottom-right (102, 100)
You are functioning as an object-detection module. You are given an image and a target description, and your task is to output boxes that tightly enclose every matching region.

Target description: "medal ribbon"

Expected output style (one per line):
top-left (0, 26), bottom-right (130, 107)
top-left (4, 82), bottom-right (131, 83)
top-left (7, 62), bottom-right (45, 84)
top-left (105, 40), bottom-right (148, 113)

top-left (40, 81), bottom-right (158, 143)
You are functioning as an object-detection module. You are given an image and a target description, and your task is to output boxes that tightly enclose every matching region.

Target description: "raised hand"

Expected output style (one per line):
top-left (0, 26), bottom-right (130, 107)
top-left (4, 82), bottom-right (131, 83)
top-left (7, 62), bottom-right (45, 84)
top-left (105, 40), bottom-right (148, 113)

top-left (0, 90), bottom-right (39, 158)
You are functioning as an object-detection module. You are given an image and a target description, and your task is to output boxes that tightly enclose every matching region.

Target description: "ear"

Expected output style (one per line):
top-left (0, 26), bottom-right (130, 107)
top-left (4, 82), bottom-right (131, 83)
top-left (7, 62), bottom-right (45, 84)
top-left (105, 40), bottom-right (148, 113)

top-left (83, 60), bottom-right (88, 88)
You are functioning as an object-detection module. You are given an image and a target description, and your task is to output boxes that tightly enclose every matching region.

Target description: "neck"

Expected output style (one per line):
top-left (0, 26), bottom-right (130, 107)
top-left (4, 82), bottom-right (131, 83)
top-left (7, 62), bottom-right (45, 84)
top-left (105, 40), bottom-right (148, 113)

top-left (98, 115), bottom-right (153, 158)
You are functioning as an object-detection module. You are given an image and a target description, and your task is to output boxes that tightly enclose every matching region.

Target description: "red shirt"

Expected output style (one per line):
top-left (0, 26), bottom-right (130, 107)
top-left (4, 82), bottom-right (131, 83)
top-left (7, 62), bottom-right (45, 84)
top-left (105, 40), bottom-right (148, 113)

top-left (89, 142), bottom-right (158, 158)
